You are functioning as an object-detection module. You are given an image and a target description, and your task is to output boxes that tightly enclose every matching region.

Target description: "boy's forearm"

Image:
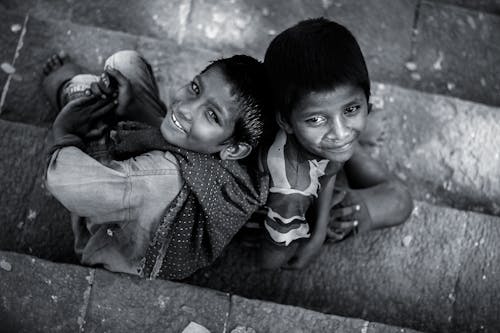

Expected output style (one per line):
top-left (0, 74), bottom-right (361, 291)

top-left (355, 179), bottom-right (413, 231)
top-left (312, 175), bottom-right (337, 241)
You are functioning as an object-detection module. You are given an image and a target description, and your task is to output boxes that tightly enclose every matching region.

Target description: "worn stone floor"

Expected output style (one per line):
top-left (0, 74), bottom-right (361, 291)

top-left (0, 0), bottom-right (499, 332)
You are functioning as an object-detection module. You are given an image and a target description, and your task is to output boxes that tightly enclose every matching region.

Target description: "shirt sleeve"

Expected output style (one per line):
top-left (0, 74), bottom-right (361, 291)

top-left (46, 146), bottom-right (130, 221)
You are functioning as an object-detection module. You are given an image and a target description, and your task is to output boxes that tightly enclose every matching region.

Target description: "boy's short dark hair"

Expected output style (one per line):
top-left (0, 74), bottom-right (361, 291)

top-left (264, 18), bottom-right (370, 117)
top-left (204, 55), bottom-right (269, 149)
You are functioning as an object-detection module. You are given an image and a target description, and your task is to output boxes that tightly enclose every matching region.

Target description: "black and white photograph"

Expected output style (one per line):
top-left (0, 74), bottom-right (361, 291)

top-left (0, 0), bottom-right (499, 332)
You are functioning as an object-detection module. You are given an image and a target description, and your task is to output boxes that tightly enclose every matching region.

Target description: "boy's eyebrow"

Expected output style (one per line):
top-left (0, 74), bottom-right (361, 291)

top-left (301, 97), bottom-right (364, 113)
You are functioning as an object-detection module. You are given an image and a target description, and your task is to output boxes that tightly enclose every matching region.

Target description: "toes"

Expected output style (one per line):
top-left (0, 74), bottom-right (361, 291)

top-left (43, 53), bottom-right (66, 75)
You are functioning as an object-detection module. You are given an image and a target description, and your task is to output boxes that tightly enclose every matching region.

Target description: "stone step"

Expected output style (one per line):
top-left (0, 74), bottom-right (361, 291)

top-left (0, 250), bottom-right (425, 333)
top-left (0, 10), bottom-right (498, 216)
top-left (1, 0), bottom-right (499, 106)
top-left (187, 201), bottom-right (500, 333)
top-left (365, 83), bottom-right (500, 216)
top-left (429, 0), bottom-right (500, 14)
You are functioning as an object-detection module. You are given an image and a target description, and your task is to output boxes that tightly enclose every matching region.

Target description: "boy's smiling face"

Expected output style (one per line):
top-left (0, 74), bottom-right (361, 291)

top-left (161, 65), bottom-right (240, 155)
top-left (282, 84), bottom-right (368, 163)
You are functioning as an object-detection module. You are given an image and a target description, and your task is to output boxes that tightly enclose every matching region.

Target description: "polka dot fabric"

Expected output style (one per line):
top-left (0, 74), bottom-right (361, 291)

top-left (114, 122), bottom-right (269, 280)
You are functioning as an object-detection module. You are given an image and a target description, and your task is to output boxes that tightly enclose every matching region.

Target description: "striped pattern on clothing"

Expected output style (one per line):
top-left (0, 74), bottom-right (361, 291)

top-left (262, 130), bottom-right (329, 246)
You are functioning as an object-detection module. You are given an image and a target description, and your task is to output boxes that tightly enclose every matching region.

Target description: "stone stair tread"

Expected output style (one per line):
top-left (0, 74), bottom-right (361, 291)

top-left (187, 200), bottom-right (500, 333)
top-left (1, 0), bottom-right (499, 106)
top-left (0, 250), bottom-right (425, 333)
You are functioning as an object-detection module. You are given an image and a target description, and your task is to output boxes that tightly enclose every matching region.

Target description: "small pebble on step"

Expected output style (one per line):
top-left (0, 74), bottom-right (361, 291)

top-left (0, 259), bottom-right (12, 271)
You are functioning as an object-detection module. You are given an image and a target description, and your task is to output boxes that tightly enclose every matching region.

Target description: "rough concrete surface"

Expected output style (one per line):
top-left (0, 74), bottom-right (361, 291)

top-left (0, 250), bottom-right (424, 333)
top-left (0, 11), bottom-right (139, 126)
top-left (409, 1), bottom-right (500, 106)
top-left (0, 119), bottom-right (76, 262)
top-left (187, 201), bottom-right (500, 333)
top-left (364, 83), bottom-right (500, 215)
top-left (0, 251), bottom-right (93, 333)
top-left (430, 0), bottom-right (500, 14)
top-left (228, 295), bottom-right (423, 333)
top-left (0, 120), bottom-right (49, 251)
top-left (2, 0), bottom-right (498, 106)
top-left (85, 269), bottom-right (230, 333)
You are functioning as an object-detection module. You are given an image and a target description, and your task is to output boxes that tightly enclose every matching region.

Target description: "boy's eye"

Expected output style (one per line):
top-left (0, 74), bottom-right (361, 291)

top-left (344, 105), bottom-right (360, 115)
top-left (190, 81), bottom-right (200, 95)
top-left (207, 109), bottom-right (219, 123)
top-left (305, 116), bottom-right (326, 126)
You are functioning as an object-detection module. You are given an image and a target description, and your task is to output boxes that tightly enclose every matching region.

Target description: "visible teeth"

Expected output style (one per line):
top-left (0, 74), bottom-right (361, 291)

top-left (171, 113), bottom-right (185, 132)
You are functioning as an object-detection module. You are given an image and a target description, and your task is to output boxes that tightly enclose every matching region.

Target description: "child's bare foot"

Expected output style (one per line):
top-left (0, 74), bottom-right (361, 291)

top-left (42, 51), bottom-right (83, 111)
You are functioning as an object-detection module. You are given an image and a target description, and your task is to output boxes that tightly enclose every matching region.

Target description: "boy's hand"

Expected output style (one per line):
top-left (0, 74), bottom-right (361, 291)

top-left (104, 67), bottom-right (135, 118)
top-left (284, 237), bottom-right (324, 270)
top-left (327, 188), bottom-right (373, 241)
top-left (52, 95), bottom-right (116, 141)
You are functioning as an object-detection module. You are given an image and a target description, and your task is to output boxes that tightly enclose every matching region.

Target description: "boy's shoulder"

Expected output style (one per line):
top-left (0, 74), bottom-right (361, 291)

top-left (261, 130), bottom-right (331, 193)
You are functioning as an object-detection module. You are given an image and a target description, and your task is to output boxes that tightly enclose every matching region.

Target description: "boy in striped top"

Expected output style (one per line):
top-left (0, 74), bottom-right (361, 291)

top-left (260, 18), bottom-right (413, 269)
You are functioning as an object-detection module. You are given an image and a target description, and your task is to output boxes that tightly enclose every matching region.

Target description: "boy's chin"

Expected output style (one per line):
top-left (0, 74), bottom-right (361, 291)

top-left (320, 149), bottom-right (354, 163)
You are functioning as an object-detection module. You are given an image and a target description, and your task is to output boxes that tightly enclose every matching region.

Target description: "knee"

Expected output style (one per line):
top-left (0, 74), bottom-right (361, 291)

top-left (390, 180), bottom-right (414, 226)
top-left (104, 50), bottom-right (145, 72)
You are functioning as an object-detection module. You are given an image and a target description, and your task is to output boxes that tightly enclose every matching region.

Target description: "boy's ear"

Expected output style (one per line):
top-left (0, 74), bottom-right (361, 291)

top-left (276, 112), bottom-right (293, 134)
top-left (219, 142), bottom-right (252, 160)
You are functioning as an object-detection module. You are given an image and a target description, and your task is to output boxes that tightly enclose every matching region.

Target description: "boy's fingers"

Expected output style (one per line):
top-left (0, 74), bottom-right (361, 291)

top-left (90, 101), bottom-right (116, 119)
top-left (90, 82), bottom-right (108, 99)
top-left (326, 228), bottom-right (346, 240)
top-left (105, 67), bottom-right (128, 86)
top-left (330, 220), bottom-right (358, 229)
top-left (331, 205), bottom-right (360, 218)
top-left (65, 95), bottom-right (98, 108)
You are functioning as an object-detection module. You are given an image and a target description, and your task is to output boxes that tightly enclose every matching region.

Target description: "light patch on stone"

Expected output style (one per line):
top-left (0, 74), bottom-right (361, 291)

top-left (205, 25), bottom-right (219, 39)
top-left (157, 294), bottom-right (170, 310)
top-left (482, 275), bottom-right (487, 280)
top-left (11, 24), bottom-right (22, 33)
top-left (106, 228), bottom-right (114, 237)
top-left (51, 295), bottom-right (58, 302)
top-left (361, 321), bottom-right (369, 333)
top-left (467, 15), bottom-right (476, 30)
top-left (235, 16), bottom-right (251, 30)
top-left (177, 0), bottom-right (192, 45)
top-left (268, 29), bottom-right (276, 35)
top-left (0, 259), bottom-right (12, 271)
top-left (213, 12), bottom-right (225, 24)
top-left (321, 0), bottom-right (334, 9)
top-left (231, 326), bottom-right (256, 333)
top-left (181, 305), bottom-right (197, 315)
top-left (262, 7), bottom-right (269, 16)
top-left (447, 82), bottom-right (455, 91)
top-left (402, 235), bottom-right (413, 247)
top-left (182, 321), bottom-right (211, 333)
top-left (371, 96), bottom-right (384, 109)
top-left (1, 63), bottom-right (16, 75)
top-left (480, 77), bottom-right (487, 87)
top-left (432, 51), bottom-right (444, 71)
top-left (410, 72), bottom-right (421, 81)
top-left (27, 209), bottom-right (37, 221)
top-left (405, 61), bottom-right (417, 71)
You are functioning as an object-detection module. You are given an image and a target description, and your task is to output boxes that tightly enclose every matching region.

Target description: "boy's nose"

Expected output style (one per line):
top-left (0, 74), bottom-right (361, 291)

top-left (326, 117), bottom-right (350, 142)
top-left (177, 103), bottom-right (193, 122)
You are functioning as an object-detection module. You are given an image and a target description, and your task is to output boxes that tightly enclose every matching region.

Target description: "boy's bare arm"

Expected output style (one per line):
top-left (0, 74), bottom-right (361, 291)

top-left (286, 173), bottom-right (336, 269)
top-left (340, 143), bottom-right (413, 232)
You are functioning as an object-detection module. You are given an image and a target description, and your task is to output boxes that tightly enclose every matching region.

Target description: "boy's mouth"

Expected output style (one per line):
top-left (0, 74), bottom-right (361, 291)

top-left (171, 112), bottom-right (187, 133)
top-left (322, 140), bottom-right (354, 152)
